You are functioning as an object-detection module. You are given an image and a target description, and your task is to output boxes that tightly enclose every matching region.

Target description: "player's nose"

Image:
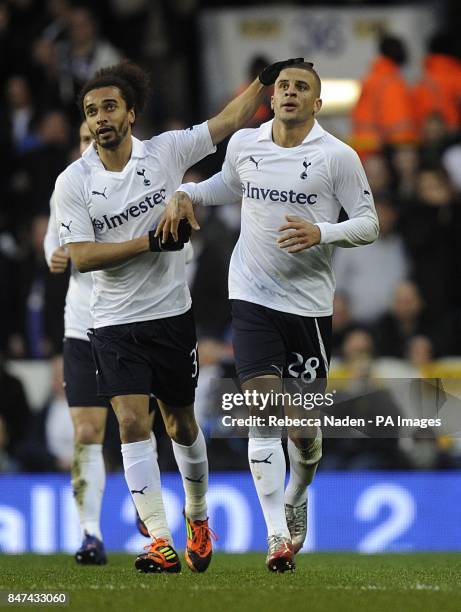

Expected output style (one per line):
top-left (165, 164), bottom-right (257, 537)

top-left (284, 85), bottom-right (297, 96)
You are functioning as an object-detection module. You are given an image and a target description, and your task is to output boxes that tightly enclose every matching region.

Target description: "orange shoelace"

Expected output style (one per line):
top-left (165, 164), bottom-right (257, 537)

top-left (143, 537), bottom-right (171, 551)
top-left (192, 523), bottom-right (218, 555)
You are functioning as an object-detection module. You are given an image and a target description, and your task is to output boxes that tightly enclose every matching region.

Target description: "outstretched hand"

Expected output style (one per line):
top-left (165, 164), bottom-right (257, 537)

top-left (277, 215), bottom-right (321, 253)
top-left (155, 191), bottom-right (200, 244)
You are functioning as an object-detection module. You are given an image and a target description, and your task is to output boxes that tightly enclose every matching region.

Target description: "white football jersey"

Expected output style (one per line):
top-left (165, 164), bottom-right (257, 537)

top-left (44, 192), bottom-right (93, 341)
top-left (180, 119), bottom-right (378, 317)
top-left (54, 123), bottom-right (216, 328)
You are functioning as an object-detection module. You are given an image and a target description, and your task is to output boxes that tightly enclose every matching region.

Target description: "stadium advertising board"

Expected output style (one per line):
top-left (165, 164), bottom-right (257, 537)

top-left (1, 472), bottom-right (460, 554)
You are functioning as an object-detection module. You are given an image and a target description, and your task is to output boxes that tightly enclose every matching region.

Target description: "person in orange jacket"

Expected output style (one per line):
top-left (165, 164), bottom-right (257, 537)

top-left (351, 35), bottom-right (417, 158)
top-left (412, 31), bottom-right (461, 135)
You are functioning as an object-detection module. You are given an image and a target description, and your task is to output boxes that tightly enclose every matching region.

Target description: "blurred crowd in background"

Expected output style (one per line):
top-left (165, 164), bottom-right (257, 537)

top-left (1, 0), bottom-right (461, 475)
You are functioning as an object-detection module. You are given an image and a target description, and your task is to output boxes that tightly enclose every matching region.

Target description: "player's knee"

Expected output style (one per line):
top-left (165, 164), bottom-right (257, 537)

top-left (164, 415), bottom-right (197, 445)
top-left (117, 412), bottom-right (149, 442)
top-left (74, 421), bottom-right (102, 444)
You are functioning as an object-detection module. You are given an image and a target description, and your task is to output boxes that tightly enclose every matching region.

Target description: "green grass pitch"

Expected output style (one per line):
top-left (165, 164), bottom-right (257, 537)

top-left (1, 553), bottom-right (461, 612)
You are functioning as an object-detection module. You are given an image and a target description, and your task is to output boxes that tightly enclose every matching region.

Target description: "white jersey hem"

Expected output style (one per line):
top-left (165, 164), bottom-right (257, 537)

top-left (229, 292), bottom-right (333, 318)
top-left (93, 300), bottom-right (192, 328)
top-left (65, 330), bottom-right (91, 342)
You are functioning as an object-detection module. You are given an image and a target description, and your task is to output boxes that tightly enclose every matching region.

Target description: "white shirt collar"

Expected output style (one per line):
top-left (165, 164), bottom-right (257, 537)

top-left (256, 118), bottom-right (325, 144)
top-left (131, 136), bottom-right (147, 158)
top-left (82, 135), bottom-right (147, 167)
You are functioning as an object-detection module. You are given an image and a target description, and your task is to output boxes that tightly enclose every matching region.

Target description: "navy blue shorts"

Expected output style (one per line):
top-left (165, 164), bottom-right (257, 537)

top-left (63, 337), bottom-right (110, 408)
top-left (231, 300), bottom-right (331, 383)
top-left (88, 309), bottom-right (198, 406)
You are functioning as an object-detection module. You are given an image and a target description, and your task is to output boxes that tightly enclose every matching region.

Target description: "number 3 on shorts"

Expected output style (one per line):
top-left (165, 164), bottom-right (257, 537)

top-left (190, 343), bottom-right (198, 379)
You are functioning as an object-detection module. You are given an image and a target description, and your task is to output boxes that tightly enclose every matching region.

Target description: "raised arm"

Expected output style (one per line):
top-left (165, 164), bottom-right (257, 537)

top-left (207, 58), bottom-right (304, 145)
top-left (207, 78), bottom-right (265, 145)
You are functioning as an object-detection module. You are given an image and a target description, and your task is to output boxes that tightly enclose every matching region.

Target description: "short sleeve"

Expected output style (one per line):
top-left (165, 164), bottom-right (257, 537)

top-left (43, 192), bottom-right (60, 266)
top-left (155, 121), bottom-right (217, 174)
top-left (54, 169), bottom-right (95, 245)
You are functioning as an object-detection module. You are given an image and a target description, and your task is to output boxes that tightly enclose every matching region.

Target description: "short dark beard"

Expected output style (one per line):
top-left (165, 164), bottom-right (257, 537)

top-left (97, 119), bottom-right (130, 150)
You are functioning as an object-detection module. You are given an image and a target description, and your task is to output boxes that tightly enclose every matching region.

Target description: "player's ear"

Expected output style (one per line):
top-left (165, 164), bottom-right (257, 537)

top-left (270, 95), bottom-right (274, 110)
top-left (128, 108), bottom-right (135, 125)
top-left (313, 98), bottom-right (322, 115)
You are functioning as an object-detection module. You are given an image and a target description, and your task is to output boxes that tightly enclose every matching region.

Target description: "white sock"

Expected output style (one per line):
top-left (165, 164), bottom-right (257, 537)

top-left (172, 428), bottom-right (208, 521)
top-left (285, 433), bottom-right (322, 507)
top-left (150, 431), bottom-right (158, 462)
top-left (71, 443), bottom-right (105, 541)
top-left (121, 439), bottom-right (172, 543)
top-left (248, 437), bottom-right (290, 538)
